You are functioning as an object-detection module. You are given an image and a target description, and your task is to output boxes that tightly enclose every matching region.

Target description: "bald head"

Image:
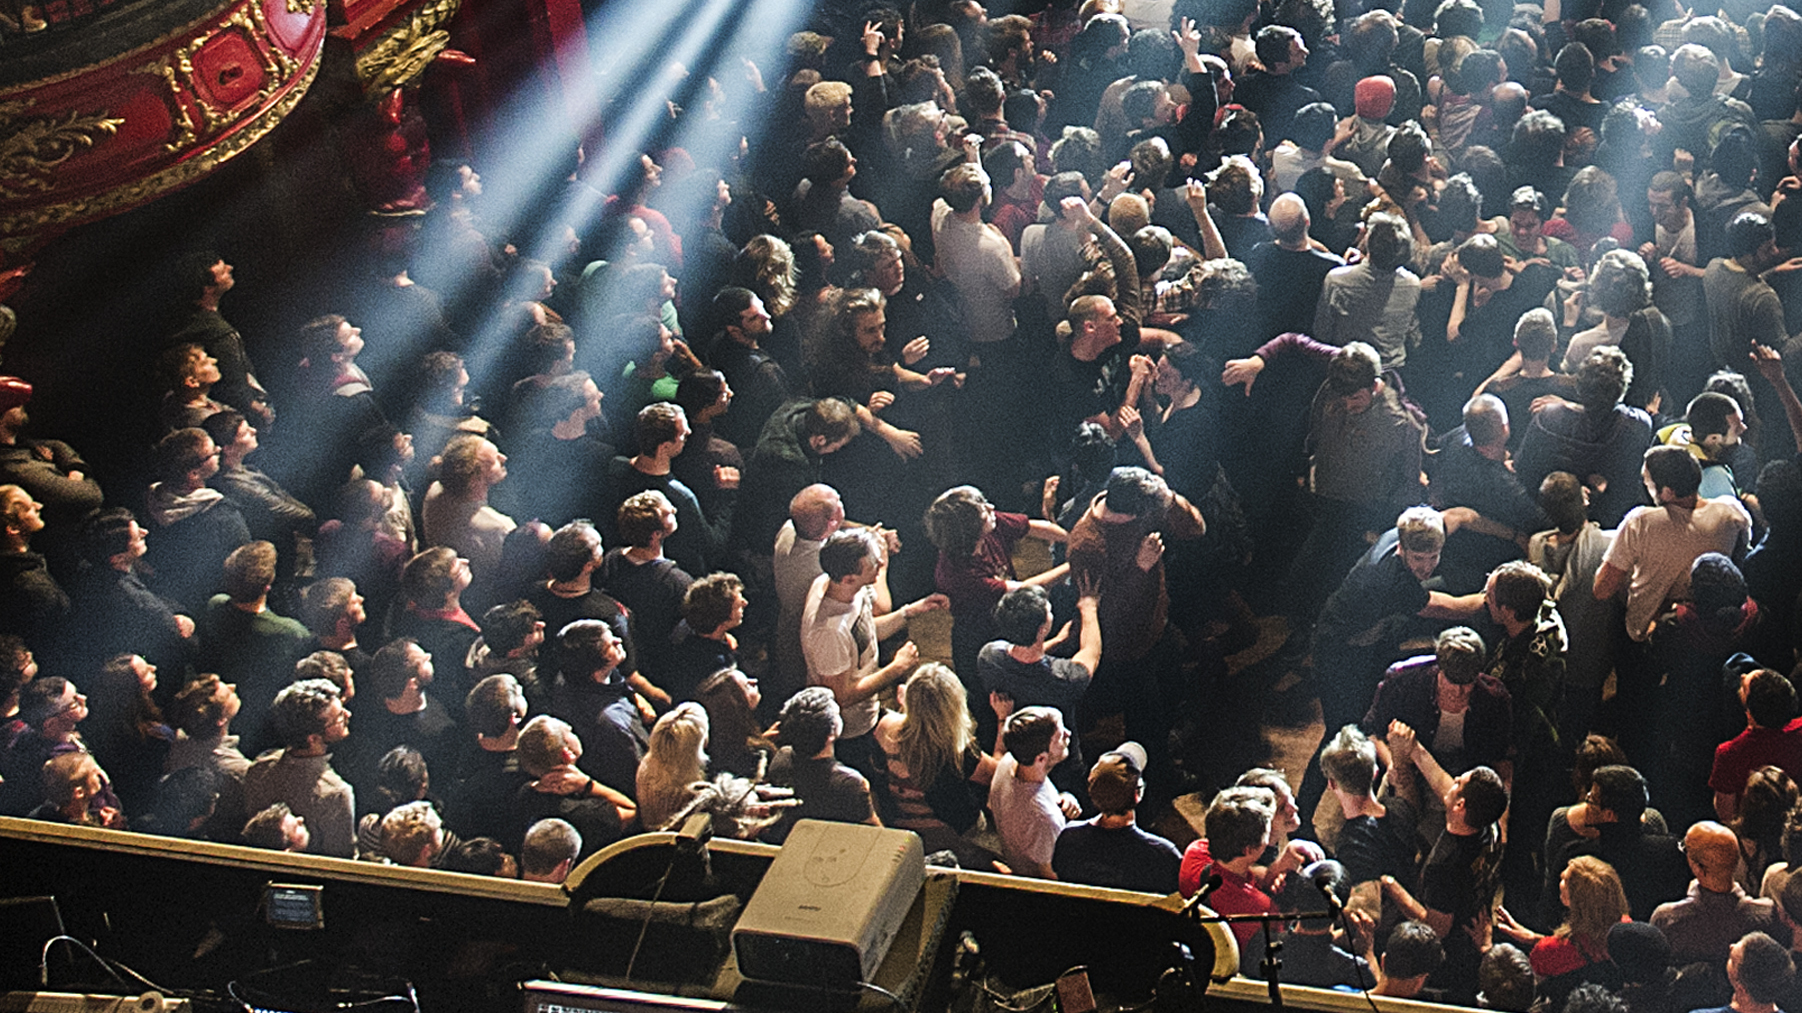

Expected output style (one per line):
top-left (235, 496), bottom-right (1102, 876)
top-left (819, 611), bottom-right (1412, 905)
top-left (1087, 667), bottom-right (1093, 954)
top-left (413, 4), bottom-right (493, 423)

top-left (1271, 193), bottom-right (1311, 247)
top-left (789, 483), bottom-right (845, 541)
top-left (1685, 821), bottom-right (1742, 891)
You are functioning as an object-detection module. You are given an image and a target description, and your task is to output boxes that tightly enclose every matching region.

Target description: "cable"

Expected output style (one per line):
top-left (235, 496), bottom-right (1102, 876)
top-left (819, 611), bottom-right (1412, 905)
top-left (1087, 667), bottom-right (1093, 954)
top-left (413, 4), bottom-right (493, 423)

top-left (1335, 905), bottom-right (1384, 1013)
top-left (858, 980), bottom-right (907, 1013)
top-left (622, 847), bottom-right (680, 984)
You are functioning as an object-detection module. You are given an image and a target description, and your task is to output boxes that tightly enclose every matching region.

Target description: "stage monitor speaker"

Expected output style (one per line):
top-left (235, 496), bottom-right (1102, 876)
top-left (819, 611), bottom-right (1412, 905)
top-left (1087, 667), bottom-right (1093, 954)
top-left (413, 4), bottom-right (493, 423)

top-left (0, 992), bottom-right (189, 1013)
top-left (730, 820), bottom-right (923, 990)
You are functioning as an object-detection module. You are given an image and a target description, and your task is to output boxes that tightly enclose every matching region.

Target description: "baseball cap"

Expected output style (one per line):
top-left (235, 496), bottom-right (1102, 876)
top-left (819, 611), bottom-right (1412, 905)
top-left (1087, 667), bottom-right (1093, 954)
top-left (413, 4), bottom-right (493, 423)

top-left (1088, 741), bottom-right (1148, 814)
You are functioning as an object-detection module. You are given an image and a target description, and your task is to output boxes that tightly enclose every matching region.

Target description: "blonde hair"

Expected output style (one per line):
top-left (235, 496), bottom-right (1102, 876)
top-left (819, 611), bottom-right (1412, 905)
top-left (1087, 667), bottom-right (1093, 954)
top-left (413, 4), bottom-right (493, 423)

top-left (1556, 856), bottom-right (1629, 956)
top-left (636, 702), bottom-right (710, 830)
top-left (896, 663), bottom-right (974, 789)
top-left (380, 800), bottom-right (443, 867)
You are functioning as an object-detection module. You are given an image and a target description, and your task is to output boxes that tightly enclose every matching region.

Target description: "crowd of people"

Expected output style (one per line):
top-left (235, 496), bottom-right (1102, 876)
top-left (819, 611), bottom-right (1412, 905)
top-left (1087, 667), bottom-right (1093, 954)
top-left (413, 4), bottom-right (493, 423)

top-left (3, 0), bottom-right (1802, 1005)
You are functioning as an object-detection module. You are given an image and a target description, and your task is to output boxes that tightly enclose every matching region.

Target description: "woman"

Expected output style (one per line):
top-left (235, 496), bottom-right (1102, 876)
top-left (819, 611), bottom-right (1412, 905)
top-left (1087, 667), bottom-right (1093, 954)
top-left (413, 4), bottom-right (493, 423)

top-left (873, 663), bottom-right (1003, 868)
top-left (1496, 856), bottom-right (1630, 1007)
top-left (637, 702), bottom-right (711, 831)
top-left (922, 485), bottom-right (1068, 732)
top-left (1735, 766), bottom-right (1798, 891)
top-left (695, 667), bottom-right (773, 780)
top-left (84, 653), bottom-right (174, 817)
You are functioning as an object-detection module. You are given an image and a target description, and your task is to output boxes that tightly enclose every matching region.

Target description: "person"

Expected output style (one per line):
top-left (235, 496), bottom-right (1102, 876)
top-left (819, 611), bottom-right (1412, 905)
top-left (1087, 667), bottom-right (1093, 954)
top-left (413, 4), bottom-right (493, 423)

top-left (241, 802), bottom-right (311, 852)
top-left (800, 527), bottom-right (947, 777)
top-left (443, 673), bottom-right (530, 845)
top-left (932, 159), bottom-right (1020, 347)
top-left (242, 678), bottom-right (357, 858)
top-left (1381, 721), bottom-right (1509, 1003)
top-left (546, 619), bottom-right (649, 801)
top-left (597, 490), bottom-right (693, 683)
top-left (1594, 445), bottom-right (1752, 644)
top-left (1369, 920), bottom-right (1445, 998)
top-left (144, 427), bottom-right (250, 612)
top-left (0, 678), bottom-right (114, 818)
top-left (708, 289), bottom-right (795, 450)
top-left (201, 410), bottom-right (315, 587)
top-left (298, 577), bottom-right (371, 677)
top-left (761, 686), bottom-right (879, 844)
top-left (1362, 627), bottom-right (1513, 781)
top-left (508, 715), bottom-right (630, 858)
top-left (519, 818), bottom-right (582, 884)
top-left (1178, 785), bottom-right (1280, 961)
top-left (388, 547), bottom-right (483, 723)
top-left (198, 541), bottom-right (312, 755)
top-left (1051, 741), bottom-right (1181, 893)
top-left (635, 702), bottom-right (710, 832)
top-left (528, 521), bottom-right (644, 705)
top-left (0, 378), bottom-right (104, 550)
top-left (1312, 212), bottom-right (1421, 370)
top-left (977, 579), bottom-right (1100, 799)
top-left (1516, 346), bottom-right (1656, 530)
top-left (1495, 856), bottom-right (1631, 1008)
top-left (872, 663), bottom-right (1001, 868)
top-left (603, 404), bottom-right (731, 579)
top-left (1528, 471), bottom-right (1620, 744)
top-left (163, 252), bottom-right (271, 424)
top-left (1651, 821), bottom-right (1778, 968)
top-left (1243, 193), bottom-right (1343, 343)
top-left (0, 485), bottom-right (66, 657)
top-left (347, 638), bottom-right (458, 799)
top-left (663, 573), bottom-right (746, 704)
top-left (83, 654), bottom-right (174, 817)
top-left (1692, 932), bottom-right (1797, 1013)
top-left (771, 484), bottom-right (847, 706)
top-left (734, 398), bottom-right (860, 555)
top-left (1270, 859), bottom-right (1373, 989)
top-left (379, 800), bottom-right (448, 868)
top-left (1319, 723), bottom-right (1421, 890)
top-left (1714, 670), bottom-right (1802, 823)
top-left (1660, 392), bottom-right (1749, 500)
top-left (164, 673), bottom-right (249, 840)
top-left (420, 434), bottom-right (516, 602)
top-left (987, 706), bottom-right (1080, 879)
top-left (693, 667), bottom-right (772, 780)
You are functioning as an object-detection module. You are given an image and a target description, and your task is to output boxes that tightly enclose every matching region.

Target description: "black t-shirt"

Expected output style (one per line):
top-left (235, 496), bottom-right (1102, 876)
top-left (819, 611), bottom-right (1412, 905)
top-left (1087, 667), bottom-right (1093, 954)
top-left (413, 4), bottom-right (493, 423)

top-left (1421, 824), bottom-right (1503, 999)
top-left (595, 549), bottom-right (693, 679)
top-left (1245, 243), bottom-right (1342, 342)
top-left (762, 747), bottom-right (875, 843)
top-left (1051, 819), bottom-right (1182, 894)
top-left (1334, 795), bottom-right (1422, 890)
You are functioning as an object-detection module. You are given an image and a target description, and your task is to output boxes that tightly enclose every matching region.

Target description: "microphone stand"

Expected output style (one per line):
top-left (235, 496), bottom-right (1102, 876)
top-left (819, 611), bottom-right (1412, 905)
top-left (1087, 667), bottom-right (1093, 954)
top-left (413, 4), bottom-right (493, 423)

top-left (1183, 907), bottom-right (1338, 1011)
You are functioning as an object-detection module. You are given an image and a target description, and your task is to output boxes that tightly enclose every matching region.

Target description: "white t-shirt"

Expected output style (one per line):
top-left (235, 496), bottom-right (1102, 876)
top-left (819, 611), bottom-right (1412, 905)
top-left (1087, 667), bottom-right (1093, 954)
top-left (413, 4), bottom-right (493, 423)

top-left (933, 200), bottom-right (1021, 343)
top-left (988, 753), bottom-right (1065, 875)
top-left (801, 574), bottom-right (880, 738)
top-left (1603, 495), bottom-right (1751, 640)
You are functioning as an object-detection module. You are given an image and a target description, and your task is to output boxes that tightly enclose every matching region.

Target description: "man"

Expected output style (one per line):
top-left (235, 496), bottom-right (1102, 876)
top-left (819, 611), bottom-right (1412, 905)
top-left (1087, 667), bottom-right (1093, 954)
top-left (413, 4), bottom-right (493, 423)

top-left (1481, 561), bottom-right (1567, 908)
top-left (509, 715), bottom-right (630, 858)
top-left (1528, 472), bottom-right (1619, 743)
top-left (242, 802), bottom-right (310, 852)
top-left (0, 378), bottom-right (103, 547)
top-left (444, 673), bottom-right (531, 844)
top-left (978, 581), bottom-right (1100, 798)
top-left (380, 801), bottom-right (446, 868)
top-left (1594, 445), bottom-right (1752, 643)
top-left (1656, 45), bottom-right (1756, 173)
top-left (1320, 724), bottom-right (1420, 890)
top-left (931, 161), bottom-right (1019, 347)
top-left (1051, 199), bottom-right (1151, 447)
top-left (348, 638), bottom-right (458, 795)
top-left (772, 484), bottom-right (846, 705)
top-left (604, 404), bottom-right (729, 578)
top-left (1065, 466), bottom-right (1204, 794)
top-left (242, 679), bottom-right (356, 858)
top-left (1651, 821), bottom-right (1777, 968)
top-left (1382, 722), bottom-right (1508, 1003)
top-left (597, 490), bottom-right (693, 683)
top-left (0, 485), bottom-right (66, 653)
top-left (663, 573), bottom-right (747, 703)
top-left (761, 686), bottom-right (879, 844)
top-left (202, 409), bottom-right (315, 582)
top-left (1640, 172), bottom-right (1710, 396)
top-left (389, 548), bottom-right (483, 721)
top-left (165, 673), bottom-right (250, 839)
top-left (1661, 391), bottom-right (1749, 499)
top-left (791, 138), bottom-right (881, 254)
top-left (145, 427), bottom-right (250, 612)
top-left (197, 541), bottom-right (311, 756)
top-left (1272, 860), bottom-right (1372, 989)
top-left (298, 577), bottom-right (371, 676)
top-left (1231, 25), bottom-right (1320, 147)
top-left (65, 509), bottom-right (194, 680)
top-left (1052, 741), bottom-right (1182, 894)
top-left (1702, 211), bottom-right (1794, 456)
top-left (157, 343), bottom-right (227, 432)
top-left (1548, 764), bottom-right (1689, 922)
top-left (735, 398), bottom-right (860, 555)
top-left (528, 522), bottom-right (644, 705)
top-left (546, 619), bottom-right (650, 800)
top-left (164, 251), bottom-right (273, 424)
top-left (707, 289), bottom-right (794, 450)
top-left (987, 707), bottom-right (1080, 879)
top-left (1178, 786), bottom-right (1279, 959)
top-left (520, 818), bottom-right (582, 884)
top-left (800, 528), bottom-right (947, 776)
top-left (420, 433), bottom-right (515, 598)
top-left (1244, 193), bottom-right (1342, 341)
top-left (1430, 396), bottom-right (1550, 589)
top-left (1697, 932), bottom-right (1796, 1013)
top-left (1313, 212), bottom-right (1421, 370)
top-left (1712, 669), bottom-right (1802, 821)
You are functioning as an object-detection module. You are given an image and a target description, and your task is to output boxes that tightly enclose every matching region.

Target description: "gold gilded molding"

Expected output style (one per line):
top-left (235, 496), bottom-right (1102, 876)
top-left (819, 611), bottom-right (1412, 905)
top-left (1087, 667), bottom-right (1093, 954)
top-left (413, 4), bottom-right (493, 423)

top-left (170, 6), bottom-right (293, 135)
top-left (285, 0), bottom-right (319, 13)
top-left (0, 53), bottom-right (318, 236)
top-left (0, 99), bottom-right (126, 200)
top-left (353, 0), bottom-right (458, 93)
top-left (135, 57), bottom-right (202, 153)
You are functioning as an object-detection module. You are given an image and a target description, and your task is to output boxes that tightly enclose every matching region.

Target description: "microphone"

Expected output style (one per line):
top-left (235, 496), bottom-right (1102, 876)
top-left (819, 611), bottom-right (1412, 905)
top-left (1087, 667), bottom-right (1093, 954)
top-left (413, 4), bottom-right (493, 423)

top-left (1310, 865), bottom-right (1343, 915)
top-left (1180, 863), bottom-right (1224, 915)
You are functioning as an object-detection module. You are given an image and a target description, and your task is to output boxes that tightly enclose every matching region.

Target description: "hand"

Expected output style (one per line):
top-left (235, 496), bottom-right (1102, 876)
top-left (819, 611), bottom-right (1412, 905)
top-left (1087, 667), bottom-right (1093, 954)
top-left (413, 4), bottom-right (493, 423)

top-left (1129, 353), bottom-right (1156, 382)
top-left (1100, 161), bottom-right (1133, 200)
top-left (1468, 906), bottom-right (1495, 952)
top-left (902, 335), bottom-right (931, 365)
top-left (1673, 147), bottom-right (1695, 175)
top-left (1041, 474), bottom-right (1061, 518)
top-left (868, 390), bottom-right (895, 413)
top-left (871, 524), bottom-right (903, 558)
top-left (1118, 404), bottom-right (1144, 438)
top-left (1135, 531), bottom-right (1164, 571)
top-left (1492, 906), bottom-right (1536, 945)
top-left (1345, 908), bottom-right (1377, 956)
top-left (1060, 195), bottom-right (1096, 225)
top-left (1171, 16), bottom-right (1202, 57)
top-left (66, 470), bottom-right (85, 483)
top-left (1658, 255), bottom-right (1688, 278)
top-left (1075, 570), bottom-right (1101, 604)
top-left (1330, 116), bottom-right (1357, 150)
top-left (1530, 393), bottom-right (1576, 415)
top-left (1282, 839), bottom-right (1327, 870)
top-left (713, 464), bottom-right (741, 490)
top-left (990, 690), bottom-right (1016, 721)
top-left (862, 20), bottom-right (884, 55)
top-left (1221, 355), bottom-right (1264, 394)
top-left (926, 366), bottom-right (957, 386)
top-left (740, 57), bottom-right (764, 93)
top-left (634, 693), bottom-right (658, 726)
top-left (536, 765), bottom-right (592, 796)
top-left (1766, 256), bottom-right (1802, 276)
top-left (1386, 720), bottom-right (1417, 763)
top-left (892, 640), bottom-right (921, 669)
top-left (1057, 792), bottom-right (1082, 819)
top-left (1750, 341), bottom-right (1787, 386)
top-left (907, 593), bottom-right (950, 617)
top-left (962, 134), bottom-right (984, 161)
top-left (884, 427), bottom-right (923, 458)
top-left (174, 615), bottom-right (196, 638)
top-left (1184, 179), bottom-right (1209, 215)
top-left (98, 806), bottom-right (126, 830)
top-left (1442, 255), bottom-right (1470, 286)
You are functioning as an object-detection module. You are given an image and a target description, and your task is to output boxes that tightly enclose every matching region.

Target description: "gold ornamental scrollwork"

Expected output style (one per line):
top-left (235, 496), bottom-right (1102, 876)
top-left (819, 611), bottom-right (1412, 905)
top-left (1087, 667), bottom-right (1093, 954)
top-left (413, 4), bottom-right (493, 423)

top-left (285, 0), bottom-right (320, 14)
top-left (0, 99), bottom-right (126, 200)
top-left (135, 57), bottom-right (202, 153)
top-left (354, 0), bottom-right (459, 93)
